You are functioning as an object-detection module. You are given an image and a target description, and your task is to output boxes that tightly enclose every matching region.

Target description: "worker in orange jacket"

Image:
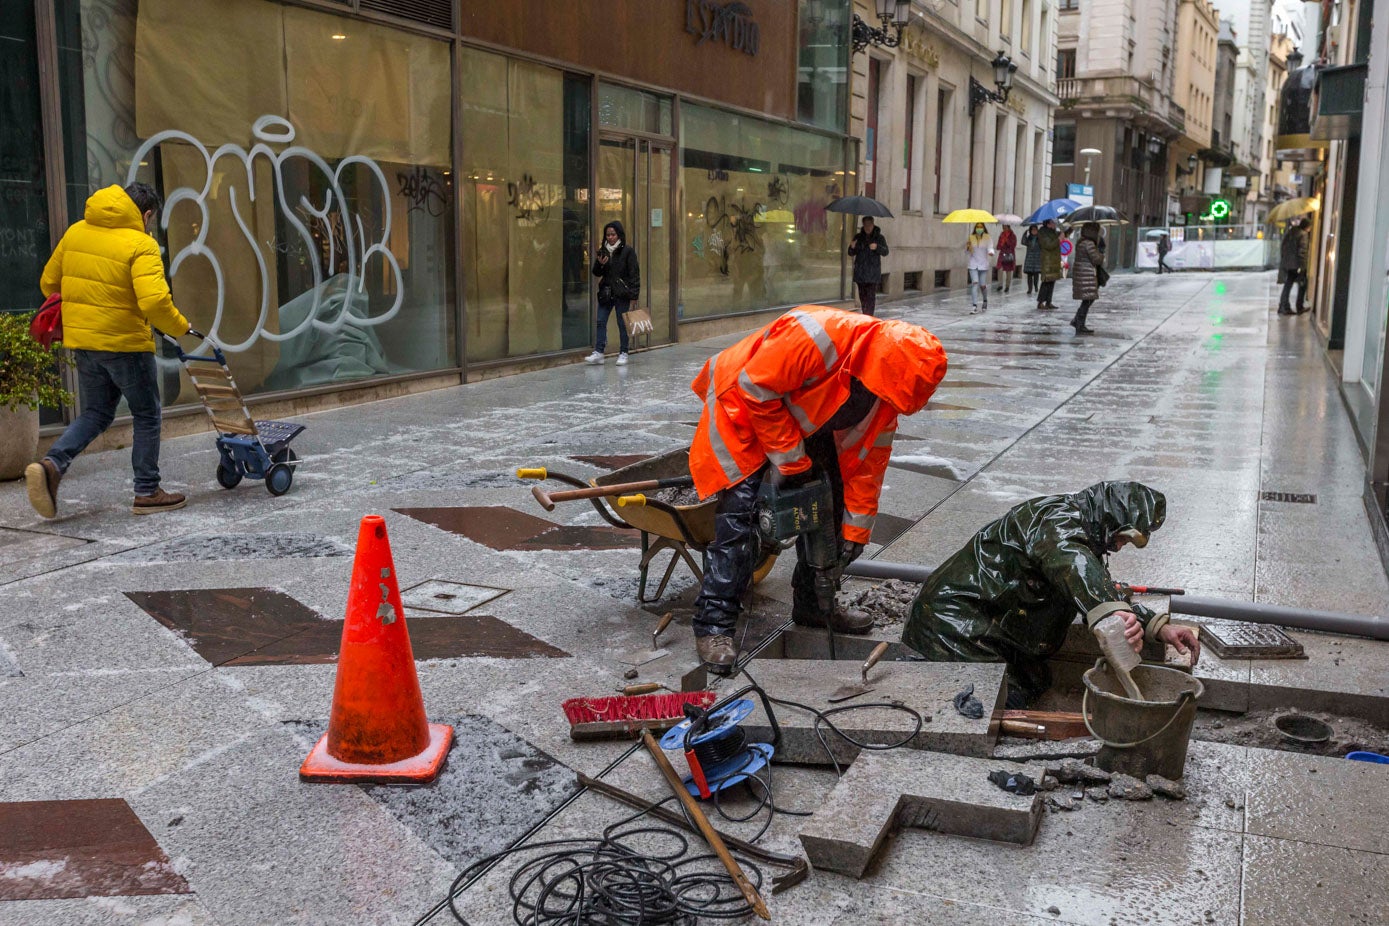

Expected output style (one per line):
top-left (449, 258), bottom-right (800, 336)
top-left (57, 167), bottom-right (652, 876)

top-left (687, 307), bottom-right (948, 671)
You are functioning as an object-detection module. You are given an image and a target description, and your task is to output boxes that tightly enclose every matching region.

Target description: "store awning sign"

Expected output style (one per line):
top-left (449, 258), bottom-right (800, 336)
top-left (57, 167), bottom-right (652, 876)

top-left (686, 0), bottom-right (760, 57)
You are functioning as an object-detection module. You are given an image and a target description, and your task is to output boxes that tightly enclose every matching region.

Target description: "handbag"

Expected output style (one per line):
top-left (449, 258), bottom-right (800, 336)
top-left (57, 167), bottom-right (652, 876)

top-left (1095, 265), bottom-right (1111, 288)
top-left (29, 293), bottom-right (62, 348)
top-left (624, 306), bottom-right (655, 336)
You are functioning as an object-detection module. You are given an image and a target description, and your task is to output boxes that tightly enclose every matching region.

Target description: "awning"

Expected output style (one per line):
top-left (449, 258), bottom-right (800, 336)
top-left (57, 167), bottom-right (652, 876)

top-left (1311, 63), bottom-right (1367, 140)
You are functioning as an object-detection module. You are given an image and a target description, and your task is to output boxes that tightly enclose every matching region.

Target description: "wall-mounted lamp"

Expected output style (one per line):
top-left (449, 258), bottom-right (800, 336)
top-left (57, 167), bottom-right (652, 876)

top-left (969, 51), bottom-right (1018, 116)
top-left (851, 0), bottom-right (911, 54)
top-left (1176, 153), bottom-right (1200, 177)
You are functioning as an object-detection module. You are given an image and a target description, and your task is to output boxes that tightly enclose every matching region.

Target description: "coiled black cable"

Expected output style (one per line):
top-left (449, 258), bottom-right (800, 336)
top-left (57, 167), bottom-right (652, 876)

top-left (446, 799), bottom-right (763, 925)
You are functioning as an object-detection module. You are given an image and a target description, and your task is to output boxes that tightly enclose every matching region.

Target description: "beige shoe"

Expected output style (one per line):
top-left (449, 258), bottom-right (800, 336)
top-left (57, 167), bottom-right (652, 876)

top-left (132, 488), bottom-right (187, 515)
top-left (24, 459), bottom-right (60, 519)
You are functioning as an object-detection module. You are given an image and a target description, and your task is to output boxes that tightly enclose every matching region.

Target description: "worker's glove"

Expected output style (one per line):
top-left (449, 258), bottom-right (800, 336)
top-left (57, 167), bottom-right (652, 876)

top-left (838, 541), bottom-right (865, 570)
top-left (773, 463), bottom-right (817, 490)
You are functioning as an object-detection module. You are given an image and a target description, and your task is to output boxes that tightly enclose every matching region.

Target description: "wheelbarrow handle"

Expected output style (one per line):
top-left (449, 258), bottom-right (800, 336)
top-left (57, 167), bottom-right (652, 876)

top-left (530, 476), bottom-right (695, 513)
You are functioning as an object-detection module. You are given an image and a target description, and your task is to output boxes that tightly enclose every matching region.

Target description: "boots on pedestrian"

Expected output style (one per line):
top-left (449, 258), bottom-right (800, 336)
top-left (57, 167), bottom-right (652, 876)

top-left (790, 605), bottom-right (874, 634)
top-left (695, 634), bottom-right (737, 674)
top-left (132, 488), bottom-right (187, 515)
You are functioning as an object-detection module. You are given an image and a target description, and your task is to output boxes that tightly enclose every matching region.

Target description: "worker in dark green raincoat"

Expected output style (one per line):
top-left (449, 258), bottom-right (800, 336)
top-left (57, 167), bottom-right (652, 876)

top-left (901, 482), bottom-right (1200, 707)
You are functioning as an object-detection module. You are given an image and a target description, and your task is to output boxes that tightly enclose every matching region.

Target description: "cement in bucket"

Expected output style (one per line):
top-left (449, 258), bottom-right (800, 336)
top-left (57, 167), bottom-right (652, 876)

top-left (1082, 659), bottom-right (1204, 780)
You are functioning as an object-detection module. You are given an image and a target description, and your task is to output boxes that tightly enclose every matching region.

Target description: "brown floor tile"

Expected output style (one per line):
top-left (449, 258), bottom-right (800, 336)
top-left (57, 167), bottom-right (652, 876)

top-left (125, 588), bottom-right (322, 666)
top-left (394, 506), bottom-right (555, 549)
top-left (0, 798), bottom-right (189, 901)
top-left (870, 512), bottom-right (916, 547)
top-left (129, 588), bottom-right (566, 665)
top-left (396, 506), bottom-right (637, 551)
top-left (569, 454), bottom-right (653, 470)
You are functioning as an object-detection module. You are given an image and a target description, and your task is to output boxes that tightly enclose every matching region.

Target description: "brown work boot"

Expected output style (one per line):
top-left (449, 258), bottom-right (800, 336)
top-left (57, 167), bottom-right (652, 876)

top-left (132, 488), bottom-right (187, 515)
top-left (24, 459), bottom-right (60, 519)
top-left (695, 634), bottom-right (738, 675)
top-left (791, 607), bottom-right (875, 635)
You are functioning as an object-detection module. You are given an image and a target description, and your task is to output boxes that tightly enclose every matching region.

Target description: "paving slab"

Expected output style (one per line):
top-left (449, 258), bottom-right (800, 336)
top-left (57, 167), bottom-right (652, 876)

top-left (1244, 747), bottom-right (1389, 855)
top-left (737, 659), bottom-right (1005, 763)
top-left (1241, 833), bottom-right (1389, 926)
top-left (798, 749), bottom-right (1043, 878)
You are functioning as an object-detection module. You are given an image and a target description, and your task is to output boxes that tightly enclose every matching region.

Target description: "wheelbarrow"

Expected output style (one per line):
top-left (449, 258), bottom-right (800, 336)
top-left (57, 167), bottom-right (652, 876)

top-left (519, 448), bottom-right (777, 603)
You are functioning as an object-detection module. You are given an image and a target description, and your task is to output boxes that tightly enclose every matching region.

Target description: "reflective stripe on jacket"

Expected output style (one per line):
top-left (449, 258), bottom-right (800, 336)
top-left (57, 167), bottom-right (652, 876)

top-left (688, 307), bottom-right (948, 544)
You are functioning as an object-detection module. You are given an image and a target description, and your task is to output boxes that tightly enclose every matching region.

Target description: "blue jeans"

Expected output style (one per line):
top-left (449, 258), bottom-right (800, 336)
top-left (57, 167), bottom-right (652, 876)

top-left (46, 349), bottom-right (163, 495)
top-left (596, 299), bottom-right (630, 353)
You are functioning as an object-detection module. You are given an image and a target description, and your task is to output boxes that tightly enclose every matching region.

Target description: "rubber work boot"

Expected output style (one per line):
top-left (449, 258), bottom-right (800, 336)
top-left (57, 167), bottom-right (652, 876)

top-left (24, 459), bottom-right (60, 519)
top-left (132, 489), bottom-right (187, 515)
top-left (791, 607), bottom-right (875, 634)
top-left (696, 634), bottom-right (737, 675)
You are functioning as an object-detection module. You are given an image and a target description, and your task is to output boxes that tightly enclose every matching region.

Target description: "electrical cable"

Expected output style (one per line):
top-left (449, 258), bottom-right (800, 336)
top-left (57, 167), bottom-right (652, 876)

top-left (446, 798), bottom-right (764, 925)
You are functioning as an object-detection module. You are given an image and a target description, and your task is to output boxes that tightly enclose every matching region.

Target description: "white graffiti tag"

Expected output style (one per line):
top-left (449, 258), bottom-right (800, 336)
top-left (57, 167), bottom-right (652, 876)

top-left (125, 116), bottom-right (403, 353)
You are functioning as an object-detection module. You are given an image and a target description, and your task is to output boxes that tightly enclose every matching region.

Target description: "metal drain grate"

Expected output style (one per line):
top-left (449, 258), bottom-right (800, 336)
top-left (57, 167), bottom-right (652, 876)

top-left (1260, 491), bottom-right (1317, 504)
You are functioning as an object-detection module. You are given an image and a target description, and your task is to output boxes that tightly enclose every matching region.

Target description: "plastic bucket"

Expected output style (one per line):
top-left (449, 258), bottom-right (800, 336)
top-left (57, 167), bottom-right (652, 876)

top-left (1082, 659), bottom-right (1205, 780)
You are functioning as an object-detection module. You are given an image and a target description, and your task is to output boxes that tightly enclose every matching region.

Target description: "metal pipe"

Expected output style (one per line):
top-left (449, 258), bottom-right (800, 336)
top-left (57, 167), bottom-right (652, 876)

top-left (1170, 596), bottom-right (1389, 641)
top-left (847, 559), bottom-right (1389, 641)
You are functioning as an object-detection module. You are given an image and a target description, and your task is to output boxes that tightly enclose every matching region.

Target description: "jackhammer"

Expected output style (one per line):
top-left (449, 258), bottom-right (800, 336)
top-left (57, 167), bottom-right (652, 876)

top-left (751, 470), bottom-right (843, 658)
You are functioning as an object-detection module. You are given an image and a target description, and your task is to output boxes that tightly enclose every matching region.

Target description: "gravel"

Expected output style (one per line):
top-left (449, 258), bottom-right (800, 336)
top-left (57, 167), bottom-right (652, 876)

top-left (649, 485), bottom-right (703, 507)
top-left (836, 579), bottom-right (920, 628)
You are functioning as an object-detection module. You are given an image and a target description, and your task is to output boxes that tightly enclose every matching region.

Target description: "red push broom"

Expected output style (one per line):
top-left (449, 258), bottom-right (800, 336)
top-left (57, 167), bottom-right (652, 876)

top-left (563, 690), bottom-right (717, 742)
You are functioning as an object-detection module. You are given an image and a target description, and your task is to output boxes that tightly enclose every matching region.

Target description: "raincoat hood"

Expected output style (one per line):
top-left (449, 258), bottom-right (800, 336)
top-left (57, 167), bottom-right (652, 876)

top-left (84, 185), bottom-right (144, 232)
top-left (842, 317), bottom-right (948, 416)
top-left (603, 221), bottom-right (627, 246)
top-left (1070, 481), bottom-right (1166, 552)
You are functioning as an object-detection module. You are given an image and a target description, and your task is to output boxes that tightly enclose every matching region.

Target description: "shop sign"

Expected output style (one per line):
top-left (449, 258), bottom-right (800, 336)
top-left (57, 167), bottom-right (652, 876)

top-left (686, 0), bottom-right (760, 57)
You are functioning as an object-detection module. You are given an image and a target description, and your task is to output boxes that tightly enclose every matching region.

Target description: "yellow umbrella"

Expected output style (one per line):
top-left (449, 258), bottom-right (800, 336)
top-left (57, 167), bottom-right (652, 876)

top-left (942, 208), bottom-right (999, 224)
top-left (1267, 197), bottom-right (1320, 223)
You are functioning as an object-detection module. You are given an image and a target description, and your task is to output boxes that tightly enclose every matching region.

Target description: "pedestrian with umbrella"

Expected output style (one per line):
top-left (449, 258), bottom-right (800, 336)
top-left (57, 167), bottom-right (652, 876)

top-left (996, 222), bottom-right (1018, 293)
top-left (1036, 219), bottom-right (1063, 310)
top-left (942, 208), bottom-right (998, 313)
top-left (1156, 232), bottom-right (1172, 274)
top-left (1021, 224), bottom-right (1042, 294)
top-left (1277, 217), bottom-right (1310, 315)
top-left (1069, 222), bottom-right (1105, 335)
top-left (847, 216), bottom-right (890, 316)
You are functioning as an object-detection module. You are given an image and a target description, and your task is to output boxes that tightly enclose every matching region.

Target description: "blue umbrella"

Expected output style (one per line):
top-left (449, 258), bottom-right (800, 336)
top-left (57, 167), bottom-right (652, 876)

top-left (1023, 198), bottom-right (1083, 225)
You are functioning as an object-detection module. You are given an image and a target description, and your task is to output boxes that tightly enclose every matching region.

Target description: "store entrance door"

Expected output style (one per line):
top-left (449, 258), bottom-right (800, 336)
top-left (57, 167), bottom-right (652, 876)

top-left (597, 135), bottom-right (674, 346)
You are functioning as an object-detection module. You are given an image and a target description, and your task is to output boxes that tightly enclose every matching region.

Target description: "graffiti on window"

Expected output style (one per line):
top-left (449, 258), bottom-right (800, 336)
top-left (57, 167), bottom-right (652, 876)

top-left (124, 115), bottom-right (404, 354)
top-left (397, 165), bottom-right (451, 218)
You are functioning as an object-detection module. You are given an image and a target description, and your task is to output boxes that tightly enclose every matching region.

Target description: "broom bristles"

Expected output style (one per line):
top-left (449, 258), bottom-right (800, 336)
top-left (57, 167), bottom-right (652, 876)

top-left (563, 690), bottom-right (716, 726)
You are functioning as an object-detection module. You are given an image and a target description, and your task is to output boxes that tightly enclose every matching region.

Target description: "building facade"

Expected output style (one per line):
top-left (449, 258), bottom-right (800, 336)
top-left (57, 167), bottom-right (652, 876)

top-left (3, 0), bottom-right (857, 422)
top-left (1250, 31), bottom-right (1298, 220)
top-left (1211, 0), bottom-right (1270, 223)
top-left (1168, 0), bottom-right (1219, 219)
top-left (847, 0), bottom-right (1057, 297)
top-left (1052, 0), bottom-right (1184, 266)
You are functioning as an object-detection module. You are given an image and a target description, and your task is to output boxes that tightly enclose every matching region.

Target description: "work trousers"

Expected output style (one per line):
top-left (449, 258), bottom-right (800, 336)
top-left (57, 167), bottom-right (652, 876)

top-left (693, 432), bottom-right (845, 638)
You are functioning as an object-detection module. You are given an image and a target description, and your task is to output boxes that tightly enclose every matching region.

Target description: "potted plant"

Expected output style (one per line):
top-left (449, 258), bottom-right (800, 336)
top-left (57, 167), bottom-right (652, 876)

top-left (0, 311), bottom-right (71, 480)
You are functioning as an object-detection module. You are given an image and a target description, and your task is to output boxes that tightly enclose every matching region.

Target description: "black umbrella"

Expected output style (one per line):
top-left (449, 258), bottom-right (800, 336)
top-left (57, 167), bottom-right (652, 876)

top-left (1064, 204), bottom-right (1129, 226)
top-left (826, 195), bottom-right (894, 218)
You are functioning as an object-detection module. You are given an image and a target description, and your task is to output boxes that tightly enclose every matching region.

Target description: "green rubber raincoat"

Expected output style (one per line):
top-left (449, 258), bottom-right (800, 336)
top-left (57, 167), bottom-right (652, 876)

top-left (901, 482), bottom-right (1169, 704)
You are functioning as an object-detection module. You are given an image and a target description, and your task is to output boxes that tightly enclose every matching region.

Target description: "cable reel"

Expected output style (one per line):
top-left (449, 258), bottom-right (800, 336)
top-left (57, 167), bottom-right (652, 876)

top-left (659, 690), bottom-right (779, 800)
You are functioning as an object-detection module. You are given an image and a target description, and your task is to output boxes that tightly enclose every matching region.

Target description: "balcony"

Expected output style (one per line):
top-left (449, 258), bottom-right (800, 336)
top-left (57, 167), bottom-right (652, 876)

top-left (1054, 74), bottom-right (1183, 133)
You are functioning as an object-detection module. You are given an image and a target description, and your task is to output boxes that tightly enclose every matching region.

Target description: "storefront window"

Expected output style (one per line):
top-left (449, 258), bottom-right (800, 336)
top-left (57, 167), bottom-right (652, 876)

top-left (64, 0), bottom-right (456, 402)
top-left (680, 104), bottom-right (845, 320)
top-left (599, 85), bottom-right (673, 136)
top-left (797, 0), bottom-right (849, 132)
top-left (0, 3), bottom-right (50, 313)
top-left (460, 48), bottom-right (592, 361)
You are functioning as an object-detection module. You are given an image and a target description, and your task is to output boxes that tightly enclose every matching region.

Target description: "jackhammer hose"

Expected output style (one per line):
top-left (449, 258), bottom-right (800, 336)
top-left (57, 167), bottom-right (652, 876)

top-left (843, 559), bottom-right (1389, 641)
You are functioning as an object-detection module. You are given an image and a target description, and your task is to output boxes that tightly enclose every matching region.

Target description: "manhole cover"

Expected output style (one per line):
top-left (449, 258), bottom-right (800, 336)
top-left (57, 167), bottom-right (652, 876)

top-left (399, 579), bottom-right (509, 615)
top-left (1198, 622), bottom-right (1305, 659)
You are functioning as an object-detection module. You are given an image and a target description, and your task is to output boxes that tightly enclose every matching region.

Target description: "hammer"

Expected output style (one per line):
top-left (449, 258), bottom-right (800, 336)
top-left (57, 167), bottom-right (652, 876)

top-left (520, 472), bottom-right (696, 512)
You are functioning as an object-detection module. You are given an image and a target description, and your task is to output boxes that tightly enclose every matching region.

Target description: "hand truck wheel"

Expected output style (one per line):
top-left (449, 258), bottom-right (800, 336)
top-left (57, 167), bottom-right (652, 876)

top-left (216, 463), bottom-right (243, 490)
top-left (266, 462), bottom-right (293, 496)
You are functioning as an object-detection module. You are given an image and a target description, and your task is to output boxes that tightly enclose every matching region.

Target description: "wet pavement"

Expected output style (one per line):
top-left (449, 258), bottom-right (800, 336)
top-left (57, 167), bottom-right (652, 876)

top-left (2, 271), bottom-right (1387, 925)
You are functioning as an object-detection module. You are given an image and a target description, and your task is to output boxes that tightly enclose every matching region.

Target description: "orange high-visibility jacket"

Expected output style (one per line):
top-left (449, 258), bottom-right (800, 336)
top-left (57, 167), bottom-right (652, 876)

top-left (689, 308), bottom-right (948, 544)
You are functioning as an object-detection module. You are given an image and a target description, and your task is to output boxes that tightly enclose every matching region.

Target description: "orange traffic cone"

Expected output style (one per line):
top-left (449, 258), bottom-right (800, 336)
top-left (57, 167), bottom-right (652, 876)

top-left (300, 514), bottom-right (453, 784)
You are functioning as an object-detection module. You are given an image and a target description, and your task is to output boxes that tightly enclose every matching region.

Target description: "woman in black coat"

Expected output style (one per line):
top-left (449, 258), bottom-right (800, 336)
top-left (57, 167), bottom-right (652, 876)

top-left (847, 217), bottom-right (889, 316)
top-left (588, 220), bottom-right (640, 364)
top-left (1021, 224), bottom-right (1042, 294)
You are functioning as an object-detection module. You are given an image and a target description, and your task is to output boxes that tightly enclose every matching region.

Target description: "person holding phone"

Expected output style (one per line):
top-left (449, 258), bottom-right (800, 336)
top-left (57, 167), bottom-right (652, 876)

top-left (588, 220), bottom-right (640, 365)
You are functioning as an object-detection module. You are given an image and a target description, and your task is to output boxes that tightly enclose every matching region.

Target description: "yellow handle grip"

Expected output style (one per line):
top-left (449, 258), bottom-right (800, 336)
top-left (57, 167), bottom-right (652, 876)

top-left (516, 467), bottom-right (548, 480)
top-left (617, 494), bottom-right (647, 508)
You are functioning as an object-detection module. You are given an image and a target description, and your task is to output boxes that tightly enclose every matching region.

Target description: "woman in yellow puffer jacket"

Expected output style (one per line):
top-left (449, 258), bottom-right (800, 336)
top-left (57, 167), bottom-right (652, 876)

top-left (25, 183), bottom-right (193, 519)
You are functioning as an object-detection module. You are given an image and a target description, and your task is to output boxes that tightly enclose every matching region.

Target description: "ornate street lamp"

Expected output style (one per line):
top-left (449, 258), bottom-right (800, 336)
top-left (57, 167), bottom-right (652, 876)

top-left (851, 0), bottom-right (911, 54)
top-left (969, 50), bottom-right (1018, 115)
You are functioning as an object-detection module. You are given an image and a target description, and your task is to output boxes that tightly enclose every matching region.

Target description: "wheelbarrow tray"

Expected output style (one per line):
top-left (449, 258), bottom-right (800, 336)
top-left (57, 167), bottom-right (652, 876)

top-left (591, 449), bottom-right (716, 546)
